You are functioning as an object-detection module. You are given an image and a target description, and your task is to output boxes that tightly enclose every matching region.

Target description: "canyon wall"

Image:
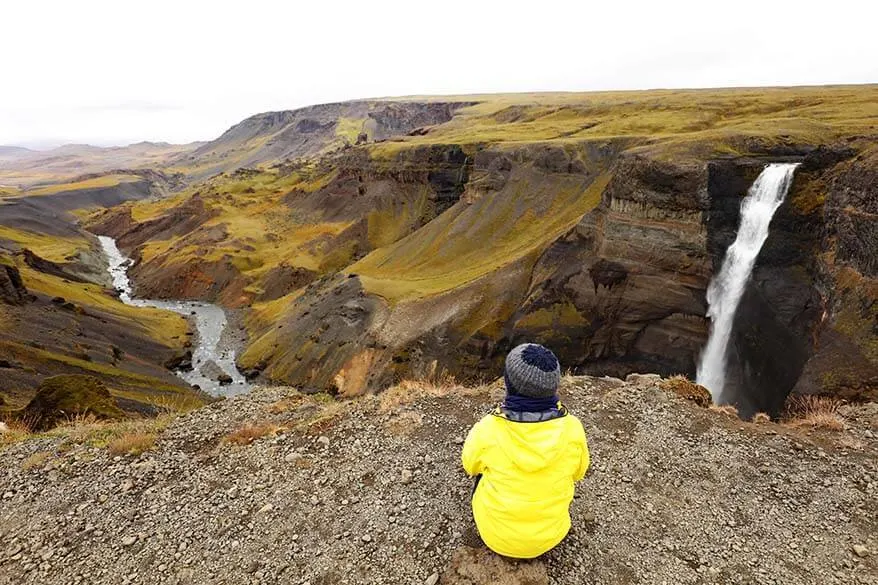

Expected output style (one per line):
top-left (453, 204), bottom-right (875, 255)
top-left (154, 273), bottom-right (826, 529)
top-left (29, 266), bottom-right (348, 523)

top-left (89, 94), bottom-right (877, 413)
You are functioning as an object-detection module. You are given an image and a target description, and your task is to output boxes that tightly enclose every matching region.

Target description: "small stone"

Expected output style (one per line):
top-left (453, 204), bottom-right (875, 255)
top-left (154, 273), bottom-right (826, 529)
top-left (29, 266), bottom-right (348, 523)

top-left (121, 536), bottom-right (137, 547)
top-left (362, 534), bottom-right (372, 543)
top-left (284, 452), bottom-right (301, 463)
top-left (853, 544), bottom-right (870, 558)
top-left (310, 495), bottom-right (320, 506)
top-left (425, 573), bottom-right (439, 585)
top-left (258, 504), bottom-right (274, 514)
top-left (317, 436), bottom-right (330, 448)
top-left (400, 469), bottom-right (413, 485)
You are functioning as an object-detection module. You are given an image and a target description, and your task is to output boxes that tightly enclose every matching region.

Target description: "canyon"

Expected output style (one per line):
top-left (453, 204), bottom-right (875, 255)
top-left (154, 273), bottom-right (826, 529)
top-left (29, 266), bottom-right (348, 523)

top-left (0, 86), bottom-right (876, 419)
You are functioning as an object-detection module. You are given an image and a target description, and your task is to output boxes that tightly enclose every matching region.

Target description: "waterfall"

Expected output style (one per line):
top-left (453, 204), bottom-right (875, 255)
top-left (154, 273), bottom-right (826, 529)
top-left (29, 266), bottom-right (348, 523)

top-left (696, 163), bottom-right (799, 402)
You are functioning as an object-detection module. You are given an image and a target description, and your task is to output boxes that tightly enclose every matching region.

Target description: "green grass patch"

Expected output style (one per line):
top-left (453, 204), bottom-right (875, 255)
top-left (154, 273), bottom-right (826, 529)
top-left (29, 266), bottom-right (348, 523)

top-left (336, 117), bottom-right (369, 144)
top-left (353, 172), bottom-right (611, 301)
top-left (0, 225), bottom-right (89, 263)
top-left (17, 264), bottom-right (188, 347)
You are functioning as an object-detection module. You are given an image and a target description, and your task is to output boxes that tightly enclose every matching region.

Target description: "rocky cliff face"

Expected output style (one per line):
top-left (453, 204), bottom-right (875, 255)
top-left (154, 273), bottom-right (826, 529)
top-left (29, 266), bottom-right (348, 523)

top-left (0, 260), bottom-right (29, 305)
top-left (175, 100), bottom-right (474, 179)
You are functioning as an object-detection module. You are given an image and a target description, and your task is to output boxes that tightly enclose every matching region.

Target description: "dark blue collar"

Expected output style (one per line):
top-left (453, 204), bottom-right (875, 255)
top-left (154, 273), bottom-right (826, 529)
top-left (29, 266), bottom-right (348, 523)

top-left (502, 393), bottom-right (560, 413)
top-left (495, 401), bottom-right (568, 423)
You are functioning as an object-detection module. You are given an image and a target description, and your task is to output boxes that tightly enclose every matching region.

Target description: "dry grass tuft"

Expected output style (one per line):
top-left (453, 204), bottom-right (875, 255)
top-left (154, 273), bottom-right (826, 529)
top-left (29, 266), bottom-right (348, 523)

top-left (379, 362), bottom-right (482, 413)
top-left (783, 395), bottom-right (846, 432)
top-left (709, 404), bottom-right (740, 418)
top-left (0, 415), bottom-right (36, 447)
top-left (47, 413), bottom-right (175, 452)
top-left (752, 412), bottom-right (772, 424)
top-left (108, 432), bottom-right (156, 456)
top-left (224, 422), bottom-right (280, 446)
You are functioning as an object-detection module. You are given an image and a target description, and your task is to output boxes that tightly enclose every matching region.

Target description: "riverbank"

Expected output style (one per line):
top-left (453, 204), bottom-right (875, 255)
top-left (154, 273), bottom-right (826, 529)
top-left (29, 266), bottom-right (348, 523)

top-left (96, 236), bottom-right (250, 396)
top-left (1, 374), bottom-right (876, 585)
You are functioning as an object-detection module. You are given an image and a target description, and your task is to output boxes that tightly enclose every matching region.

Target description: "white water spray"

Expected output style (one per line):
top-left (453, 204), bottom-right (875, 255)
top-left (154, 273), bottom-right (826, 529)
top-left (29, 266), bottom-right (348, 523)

top-left (696, 163), bottom-right (799, 402)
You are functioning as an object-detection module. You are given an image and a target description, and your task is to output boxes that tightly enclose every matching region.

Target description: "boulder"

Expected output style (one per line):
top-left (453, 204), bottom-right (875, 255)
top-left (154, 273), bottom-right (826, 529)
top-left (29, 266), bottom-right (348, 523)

top-left (23, 375), bottom-right (124, 430)
top-left (0, 261), bottom-right (28, 305)
top-left (164, 349), bottom-right (193, 372)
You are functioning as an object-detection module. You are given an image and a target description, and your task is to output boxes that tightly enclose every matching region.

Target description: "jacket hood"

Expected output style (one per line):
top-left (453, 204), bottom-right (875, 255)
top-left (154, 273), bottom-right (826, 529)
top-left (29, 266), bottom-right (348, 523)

top-left (494, 415), bottom-right (568, 473)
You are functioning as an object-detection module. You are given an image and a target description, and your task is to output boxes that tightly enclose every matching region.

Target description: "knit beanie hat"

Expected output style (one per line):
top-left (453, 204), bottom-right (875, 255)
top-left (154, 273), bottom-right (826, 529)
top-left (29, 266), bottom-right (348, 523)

top-left (504, 343), bottom-right (561, 399)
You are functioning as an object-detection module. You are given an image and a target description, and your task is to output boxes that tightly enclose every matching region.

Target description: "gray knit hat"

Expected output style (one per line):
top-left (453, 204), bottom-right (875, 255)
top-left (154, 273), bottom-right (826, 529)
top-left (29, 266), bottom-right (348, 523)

top-left (504, 343), bottom-right (561, 399)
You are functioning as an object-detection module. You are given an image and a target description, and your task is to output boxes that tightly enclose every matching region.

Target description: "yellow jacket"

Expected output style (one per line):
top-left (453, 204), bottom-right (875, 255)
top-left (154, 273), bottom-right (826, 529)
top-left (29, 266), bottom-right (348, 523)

top-left (461, 407), bottom-right (589, 558)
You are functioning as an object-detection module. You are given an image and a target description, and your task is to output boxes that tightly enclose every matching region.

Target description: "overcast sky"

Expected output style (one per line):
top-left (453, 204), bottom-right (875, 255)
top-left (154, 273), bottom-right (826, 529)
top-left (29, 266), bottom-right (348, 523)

top-left (3, 0), bottom-right (876, 148)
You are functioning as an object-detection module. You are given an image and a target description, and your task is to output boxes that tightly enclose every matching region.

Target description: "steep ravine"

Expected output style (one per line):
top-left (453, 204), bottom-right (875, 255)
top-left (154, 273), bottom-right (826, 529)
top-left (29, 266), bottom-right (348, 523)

top-left (99, 140), bottom-right (875, 414)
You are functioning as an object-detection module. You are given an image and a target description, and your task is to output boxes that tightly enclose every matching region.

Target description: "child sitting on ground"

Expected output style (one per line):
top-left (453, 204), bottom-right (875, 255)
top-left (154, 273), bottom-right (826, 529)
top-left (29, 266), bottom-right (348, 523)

top-left (461, 343), bottom-right (590, 558)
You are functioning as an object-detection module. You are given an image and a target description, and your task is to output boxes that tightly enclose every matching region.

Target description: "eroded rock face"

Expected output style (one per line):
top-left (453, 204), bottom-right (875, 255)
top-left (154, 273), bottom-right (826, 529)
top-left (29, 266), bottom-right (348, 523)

top-left (239, 275), bottom-right (389, 396)
top-left (501, 154), bottom-right (710, 379)
top-left (0, 261), bottom-right (28, 305)
top-left (89, 194), bottom-right (217, 251)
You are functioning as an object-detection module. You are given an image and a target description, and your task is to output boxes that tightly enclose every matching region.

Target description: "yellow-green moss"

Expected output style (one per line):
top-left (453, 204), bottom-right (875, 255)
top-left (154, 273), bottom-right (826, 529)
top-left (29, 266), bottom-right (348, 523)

top-left (515, 302), bottom-right (589, 330)
top-left (353, 172), bottom-right (611, 302)
top-left (17, 265), bottom-right (188, 348)
top-left (336, 117), bottom-right (369, 144)
top-left (0, 226), bottom-right (88, 263)
top-left (24, 174), bottom-right (141, 197)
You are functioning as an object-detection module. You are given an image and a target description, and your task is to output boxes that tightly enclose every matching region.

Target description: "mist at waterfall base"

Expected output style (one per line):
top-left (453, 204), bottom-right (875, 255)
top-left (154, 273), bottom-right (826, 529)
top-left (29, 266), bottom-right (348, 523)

top-left (696, 163), bottom-right (800, 404)
top-left (97, 236), bottom-right (249, 396)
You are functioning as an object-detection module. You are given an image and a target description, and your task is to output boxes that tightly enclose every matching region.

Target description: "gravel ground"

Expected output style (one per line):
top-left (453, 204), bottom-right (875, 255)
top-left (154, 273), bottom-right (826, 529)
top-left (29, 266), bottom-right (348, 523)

top-left (1, 375), bottom-right (876, 585)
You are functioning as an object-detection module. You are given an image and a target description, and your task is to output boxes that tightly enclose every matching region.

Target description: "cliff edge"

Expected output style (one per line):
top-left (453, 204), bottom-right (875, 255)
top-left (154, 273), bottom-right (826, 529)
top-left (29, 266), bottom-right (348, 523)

top-left (1, 375), bottom-right (876, 585)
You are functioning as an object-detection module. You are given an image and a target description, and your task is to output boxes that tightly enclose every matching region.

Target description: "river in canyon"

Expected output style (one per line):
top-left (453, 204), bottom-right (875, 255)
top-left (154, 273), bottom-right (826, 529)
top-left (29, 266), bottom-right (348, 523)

top-left (97, 235), bottom-right (250, 396)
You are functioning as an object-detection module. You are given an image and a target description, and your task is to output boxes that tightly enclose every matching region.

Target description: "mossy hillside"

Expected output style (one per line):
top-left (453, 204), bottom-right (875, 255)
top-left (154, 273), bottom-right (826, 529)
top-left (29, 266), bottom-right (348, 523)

top-left (0, 225), bottom-right (91, 264)
top-left (22, 374), bottom-right (125, 430)
top-left (167, 133), bottom-right (274, 179)
top-left (335, 117), bottom-right (369, 145)
top-left (352, 171), bottom-right (611, 302)
top-left (514, 301), bottom-right (590, 332)
top-left (16, 263), bottom-right (188, 348)
top-left (124, 165), bottom-right (438, 304)
top-left (22, 174), bottom-right (142, 197)
top-left (365, 185), bottom-right (432, 249)
top-left (832, 267), bottom-right (878, 363)
top-left (368, 86), bottom-right (878, 161)
top-left (0, 340), bottom-right (203, 413)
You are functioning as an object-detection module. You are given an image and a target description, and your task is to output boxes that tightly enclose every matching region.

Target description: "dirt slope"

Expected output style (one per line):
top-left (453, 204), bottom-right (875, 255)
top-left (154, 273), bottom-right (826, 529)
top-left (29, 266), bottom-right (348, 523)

top-left (1, 375), bottom-right (875, 585)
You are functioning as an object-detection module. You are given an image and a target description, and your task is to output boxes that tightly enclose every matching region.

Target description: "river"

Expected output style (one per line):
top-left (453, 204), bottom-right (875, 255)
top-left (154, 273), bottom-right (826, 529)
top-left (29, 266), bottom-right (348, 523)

top-left (96, 235), bottom-right (250, 396)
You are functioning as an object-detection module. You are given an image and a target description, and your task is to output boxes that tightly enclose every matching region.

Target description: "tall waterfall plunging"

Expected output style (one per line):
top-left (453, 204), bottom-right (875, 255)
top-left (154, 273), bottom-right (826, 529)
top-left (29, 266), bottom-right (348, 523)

top-left (696, 163), bottom-right (799, 402)
top-left (97, 235), bottom-right (249, 396)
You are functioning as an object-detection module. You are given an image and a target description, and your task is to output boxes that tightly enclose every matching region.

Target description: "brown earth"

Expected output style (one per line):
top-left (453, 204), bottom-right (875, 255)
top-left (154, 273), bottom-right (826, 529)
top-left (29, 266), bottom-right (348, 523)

top-left (0, 374), bottom-right (875, 584)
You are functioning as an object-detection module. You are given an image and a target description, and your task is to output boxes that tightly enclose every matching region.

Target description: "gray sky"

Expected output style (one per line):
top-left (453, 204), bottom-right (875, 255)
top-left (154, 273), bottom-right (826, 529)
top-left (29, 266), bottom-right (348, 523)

top-left (3, 0), bottom-right (876, 148)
